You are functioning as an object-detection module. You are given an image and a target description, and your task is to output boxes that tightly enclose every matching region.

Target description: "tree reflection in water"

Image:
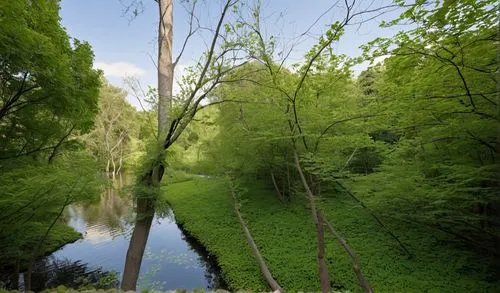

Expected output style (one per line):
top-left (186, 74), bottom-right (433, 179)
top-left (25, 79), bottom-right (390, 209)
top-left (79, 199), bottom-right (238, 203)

top-left (23, 256), bottom-right (119, 291)
top-left (6, 174), bottom-right (227, 291)
top-left (121, 197), bottom-right (155, 291)
top-left (64, 173), bottom-right (134, 239)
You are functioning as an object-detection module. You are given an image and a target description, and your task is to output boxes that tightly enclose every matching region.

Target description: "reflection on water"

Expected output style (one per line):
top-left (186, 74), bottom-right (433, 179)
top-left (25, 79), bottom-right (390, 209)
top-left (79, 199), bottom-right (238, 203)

top-left (25, 257), bottom-right (119, 291)
top-left (28, 175), bottom-right (225, 291)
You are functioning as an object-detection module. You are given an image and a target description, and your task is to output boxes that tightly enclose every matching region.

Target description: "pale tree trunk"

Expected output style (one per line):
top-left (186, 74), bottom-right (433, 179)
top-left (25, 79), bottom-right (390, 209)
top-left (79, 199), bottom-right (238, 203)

top-left (157, 0), bottom-right (174, 138)
top-left (121, 3), bottom-right (173, 290)
top-left (117, 145), bottom-right (123, 174)
top-left (106, 158), bottom-right (110, 174)
top-left (112, 155), bottom-right (116, 177)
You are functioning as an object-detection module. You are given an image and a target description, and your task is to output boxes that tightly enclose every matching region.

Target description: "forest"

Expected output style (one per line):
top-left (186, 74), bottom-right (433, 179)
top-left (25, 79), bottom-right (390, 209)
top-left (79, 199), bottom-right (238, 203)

top-left (0, 0), bottom-right (499, 292)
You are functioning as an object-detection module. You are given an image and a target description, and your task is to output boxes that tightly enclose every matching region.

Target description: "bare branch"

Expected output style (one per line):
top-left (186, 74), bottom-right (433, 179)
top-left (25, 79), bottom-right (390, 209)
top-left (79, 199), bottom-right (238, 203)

top-left (173, 0), bottom-right (200, 67)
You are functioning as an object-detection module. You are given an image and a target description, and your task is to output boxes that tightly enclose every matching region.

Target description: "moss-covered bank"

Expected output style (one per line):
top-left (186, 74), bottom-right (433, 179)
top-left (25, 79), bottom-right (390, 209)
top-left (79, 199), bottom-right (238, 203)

top-left (163, 178), bottom-right (499, 293)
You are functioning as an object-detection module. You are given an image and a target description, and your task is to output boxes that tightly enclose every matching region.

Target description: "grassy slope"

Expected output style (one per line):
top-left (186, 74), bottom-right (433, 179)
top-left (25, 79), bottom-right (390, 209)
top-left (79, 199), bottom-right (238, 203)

top-left (163, 178), bottom-right (499, 293)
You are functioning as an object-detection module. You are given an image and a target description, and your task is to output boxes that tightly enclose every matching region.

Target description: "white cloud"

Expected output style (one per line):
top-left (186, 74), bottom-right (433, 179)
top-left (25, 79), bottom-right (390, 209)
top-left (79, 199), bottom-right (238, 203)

top-left (94, 61), bottom-right (146, 78)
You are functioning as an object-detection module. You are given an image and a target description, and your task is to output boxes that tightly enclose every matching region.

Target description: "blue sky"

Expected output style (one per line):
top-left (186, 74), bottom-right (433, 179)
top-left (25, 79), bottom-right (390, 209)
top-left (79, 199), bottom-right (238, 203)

top-left (60, 0), bottom-right (403, 107)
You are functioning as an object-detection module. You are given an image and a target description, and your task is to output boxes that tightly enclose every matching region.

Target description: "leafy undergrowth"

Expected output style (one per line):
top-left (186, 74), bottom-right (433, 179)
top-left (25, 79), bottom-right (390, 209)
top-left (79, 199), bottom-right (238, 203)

top-left (42, 224), bottom-right (82, 256)
top-left (163, 178), bottom-right (499, 293)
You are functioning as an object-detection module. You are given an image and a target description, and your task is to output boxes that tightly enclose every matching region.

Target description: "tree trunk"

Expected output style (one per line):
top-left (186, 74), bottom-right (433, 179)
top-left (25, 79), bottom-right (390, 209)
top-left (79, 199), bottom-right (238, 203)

top-left (117, 145), bottom-right (123, 174)
top-left (270, 171), bottom-right (284, 202)
top-left (231, 187), bottom-right (285, 293)
top-left (112, 155), bottom-right (116, 177)
top-left (322, 211), bottom-right (373, 293)
top-left (316, 211), bottom-right (329, 293)
top-left (286, 165), bottom-right (291, 198)
top-left (293, 150), bottom-right (330, 293)
top-left (24, 264), bottom-right (32, 292)
top-left (12, 256), bottom-right (20, 290)
top-left (157, 0), bottom-right (174, 138)
top-left (121, 198), bottom-right (155, 291)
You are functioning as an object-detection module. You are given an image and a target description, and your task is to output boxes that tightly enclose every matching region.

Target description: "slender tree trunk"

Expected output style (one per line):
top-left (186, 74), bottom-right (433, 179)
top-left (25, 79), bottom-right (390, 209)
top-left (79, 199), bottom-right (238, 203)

top-left (112, 155), bottom-right (116, 177)
top-left (106, 158), bottom-right (110, 174)
top-left (12, 256), bottom-right (20, 290)
top-left (316, 211), bottom-right (329, 293)
top-left (293, 150), bottom-right (330, 293)
top-left (157, 0), bottom-right (174, 138)
top-left (231, 186), bottom-right (285, 293)
top-left (122, 1), bottom-right (172, 277)
top-left (24, 264), bottom-right (32, 292)
top-left (121, 198), bottom-right (155, 291)
top-left (270, 171), bottom-right (284, 202)
top-left (286, 165), bottom-right (291, 198)
top-left (282, 176), bottom-right (286, 201)
top-left (322, 211), bottom-right (373, 293)
top-left (117, 145), bottom-right (123, 174)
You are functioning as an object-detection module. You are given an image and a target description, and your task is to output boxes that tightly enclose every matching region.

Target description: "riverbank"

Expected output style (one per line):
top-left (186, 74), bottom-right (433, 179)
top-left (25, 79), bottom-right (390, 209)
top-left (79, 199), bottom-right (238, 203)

top-left (40, 224), bottom-right (82, 257)
top-left (0, 223), bottom-right (81, 288)
top-left (163, 178), bottom-right (499, 292)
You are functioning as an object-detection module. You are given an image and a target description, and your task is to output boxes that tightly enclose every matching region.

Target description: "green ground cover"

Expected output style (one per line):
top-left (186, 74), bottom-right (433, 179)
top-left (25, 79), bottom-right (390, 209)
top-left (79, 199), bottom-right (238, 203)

top-left (163, 178), bottom-right (499, 293)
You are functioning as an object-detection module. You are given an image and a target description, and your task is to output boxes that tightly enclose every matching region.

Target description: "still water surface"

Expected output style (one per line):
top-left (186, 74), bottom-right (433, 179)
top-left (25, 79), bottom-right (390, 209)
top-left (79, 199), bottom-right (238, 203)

top-left (29, 177), bottom-right (224, 291)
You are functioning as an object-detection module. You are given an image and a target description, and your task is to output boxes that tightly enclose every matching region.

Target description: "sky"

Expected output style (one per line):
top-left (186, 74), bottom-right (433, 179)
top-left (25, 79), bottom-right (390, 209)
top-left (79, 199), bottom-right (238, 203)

top-left (60, 0), bottom-right (403, 108)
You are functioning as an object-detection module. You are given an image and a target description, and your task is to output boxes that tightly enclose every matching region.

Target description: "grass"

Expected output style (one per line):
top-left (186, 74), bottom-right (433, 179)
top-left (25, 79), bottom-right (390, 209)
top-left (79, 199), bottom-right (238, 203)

top-left (163, 178), bottom-right (499, 293)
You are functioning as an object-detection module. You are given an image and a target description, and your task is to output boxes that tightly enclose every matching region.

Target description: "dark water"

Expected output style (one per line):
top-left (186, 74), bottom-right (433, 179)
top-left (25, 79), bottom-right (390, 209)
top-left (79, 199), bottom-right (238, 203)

top-left (24, 177), bottom-right (225, 291)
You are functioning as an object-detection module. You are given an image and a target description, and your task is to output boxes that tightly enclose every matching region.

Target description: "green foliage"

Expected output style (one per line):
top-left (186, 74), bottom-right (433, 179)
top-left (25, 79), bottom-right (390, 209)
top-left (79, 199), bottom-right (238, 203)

top-left (355, 0), bottom-right (500, 255)
top-left (0, 152), bottom-right (104, 267)
top-left (0, 0), bottom-right (105, 288)
top-left (175, 1), bottom-right (499, 291)
top-left (165, 179), bottom-right (500, 292)
top-left (0, 0), bottom-right (101, 160)
top-left (164, 179), bottom-right (267, 291)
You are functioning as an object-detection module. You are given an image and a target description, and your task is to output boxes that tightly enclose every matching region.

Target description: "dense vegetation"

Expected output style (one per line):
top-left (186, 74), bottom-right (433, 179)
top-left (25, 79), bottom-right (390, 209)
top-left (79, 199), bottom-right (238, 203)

top-left (1, 0), bottom-right (498, 292)
top-left (0, 0), bottom-right (105, 289)
top-left (162, 0), bottom-right (499, 291)
top-left (166, 178), bottom-right (499, 292)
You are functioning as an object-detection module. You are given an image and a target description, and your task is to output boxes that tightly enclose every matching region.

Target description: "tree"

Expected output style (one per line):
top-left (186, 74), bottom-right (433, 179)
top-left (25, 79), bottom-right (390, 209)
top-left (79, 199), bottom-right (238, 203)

top-left (122, 0), bottom-right (253, 290)
top-left (359, 0), bottom-right (500, 255)
top-left (0, 0), bottom-right (101, 162)
top-left (0, 1), bottom-right (102, 289)
top-left (84, 80), bottom-right (139, 175)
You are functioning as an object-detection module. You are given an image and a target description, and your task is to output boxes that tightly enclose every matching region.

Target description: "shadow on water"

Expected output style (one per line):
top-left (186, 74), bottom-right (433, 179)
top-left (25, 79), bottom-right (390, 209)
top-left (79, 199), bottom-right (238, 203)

top-left (5, 174), bottom-right (226, 292)
top-left (176, 222), bottom-right (229, 290)
top-left (23, 257), bottom-right (119, 292)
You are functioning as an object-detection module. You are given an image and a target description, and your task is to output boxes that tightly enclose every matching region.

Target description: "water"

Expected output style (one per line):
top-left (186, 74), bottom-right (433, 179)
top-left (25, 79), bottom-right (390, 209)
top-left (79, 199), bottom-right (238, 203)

top-left (25, 177), bottom-right (225, 291)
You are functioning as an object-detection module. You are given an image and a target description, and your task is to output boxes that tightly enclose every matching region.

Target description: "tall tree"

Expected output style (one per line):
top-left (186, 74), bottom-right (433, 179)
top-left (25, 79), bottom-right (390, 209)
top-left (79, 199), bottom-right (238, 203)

top-left (122, 1), bottom-right (251, 290)
top-left (84, 80), bottom-right (138, 175)
top-left (157, 0), bottom-right (174, 137)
